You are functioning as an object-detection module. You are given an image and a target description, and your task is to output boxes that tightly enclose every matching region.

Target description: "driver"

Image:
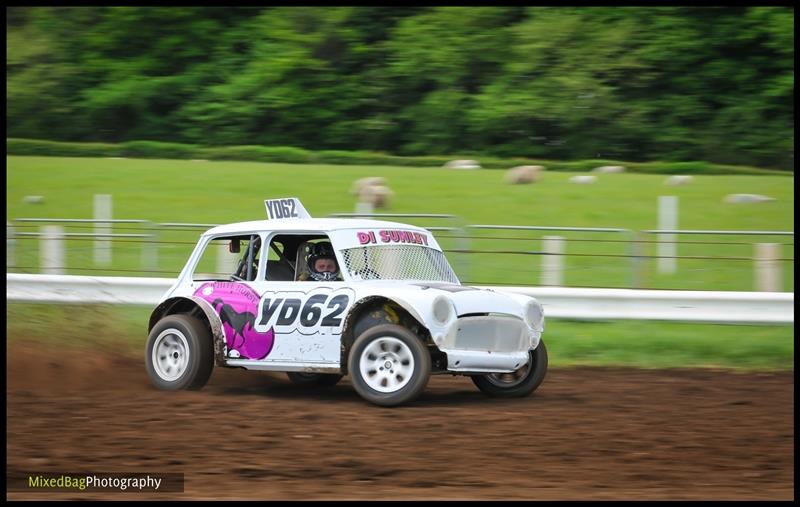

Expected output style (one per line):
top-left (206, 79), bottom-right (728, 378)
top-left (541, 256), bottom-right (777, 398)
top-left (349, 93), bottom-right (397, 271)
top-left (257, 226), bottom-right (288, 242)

top-left (300, 242), bottom-right (342, 281)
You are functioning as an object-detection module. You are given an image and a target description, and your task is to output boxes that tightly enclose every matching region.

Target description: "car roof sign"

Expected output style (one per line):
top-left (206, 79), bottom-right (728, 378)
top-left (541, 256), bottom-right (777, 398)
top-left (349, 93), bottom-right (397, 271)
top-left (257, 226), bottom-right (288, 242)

top-left (264, 197), bottom-right (311, 220)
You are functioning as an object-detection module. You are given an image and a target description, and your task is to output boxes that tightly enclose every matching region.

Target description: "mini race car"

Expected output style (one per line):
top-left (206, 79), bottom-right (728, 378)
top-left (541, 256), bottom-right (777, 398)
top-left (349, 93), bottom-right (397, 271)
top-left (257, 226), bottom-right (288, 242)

top-left (145, 198), bottom-right (547, 406)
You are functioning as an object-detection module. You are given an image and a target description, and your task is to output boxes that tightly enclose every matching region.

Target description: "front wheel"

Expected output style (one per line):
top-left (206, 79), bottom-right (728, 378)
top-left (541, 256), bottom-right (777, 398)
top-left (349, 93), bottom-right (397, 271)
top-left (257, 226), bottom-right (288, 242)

top-left (471, 340), bottom-right (548, 398)
top-left (348, 324), bottom-right (431, 407)
top-left (145, 314), bottom-right (214, 390)
top-left (286, 372), bottom-right (344, 387)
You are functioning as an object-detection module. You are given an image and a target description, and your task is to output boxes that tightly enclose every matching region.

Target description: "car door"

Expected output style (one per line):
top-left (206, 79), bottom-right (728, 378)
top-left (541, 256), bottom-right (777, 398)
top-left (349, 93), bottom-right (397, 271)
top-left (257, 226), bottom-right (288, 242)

top-left (190, 233), bottom-right (276, 362)
top-left (218, 232), bottom-right (353, 371)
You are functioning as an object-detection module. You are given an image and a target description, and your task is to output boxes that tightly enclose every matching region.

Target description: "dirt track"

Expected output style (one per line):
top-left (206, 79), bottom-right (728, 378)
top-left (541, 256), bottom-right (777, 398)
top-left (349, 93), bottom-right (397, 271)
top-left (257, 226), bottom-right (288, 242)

top-left (6, 342), bottom-right (794, 500)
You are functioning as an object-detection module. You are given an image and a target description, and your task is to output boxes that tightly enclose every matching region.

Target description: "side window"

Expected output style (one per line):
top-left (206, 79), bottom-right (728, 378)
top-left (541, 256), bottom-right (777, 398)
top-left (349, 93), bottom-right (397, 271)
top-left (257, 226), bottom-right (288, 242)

top-left (191, 235), bottom-right (262, 282)
top-left (264, 239), bottom-right (295, 281)
top-left (232, 235), bottom-right (262, 281)
top-left (296, 237), bottom-right (341, 282)
top-left (262, 233), bottom-right (339, 282)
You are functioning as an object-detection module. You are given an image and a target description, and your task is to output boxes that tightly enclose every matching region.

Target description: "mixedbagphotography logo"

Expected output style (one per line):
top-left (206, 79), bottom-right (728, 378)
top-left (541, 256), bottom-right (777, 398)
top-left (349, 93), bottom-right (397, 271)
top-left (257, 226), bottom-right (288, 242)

top-left (8, 472), bottom-right (184, 493)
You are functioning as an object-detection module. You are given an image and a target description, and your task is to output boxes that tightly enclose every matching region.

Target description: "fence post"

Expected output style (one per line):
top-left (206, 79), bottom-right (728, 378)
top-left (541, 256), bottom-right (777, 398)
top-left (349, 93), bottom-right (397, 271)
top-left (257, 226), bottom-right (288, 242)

top-left (657, 195), bottom-right (678, 274)
top-left (142, 222), bottom-right (158, 272)
top-left (355, 200), bottom-right (374, 214)
top-left (94, 194), bottom-right (113, 266)
top-left (451, 217), bottom-right (470, 283)
top-left (541, 235), bottom-right (564, 286)
top-left (755, 243), bottom-right (781, 292)
top-left (629, 230), bottom-right (643, 289)
top-left (7, 222), bottom-right (15, 269)
top-left (41, 225), bottom-right (65, 274)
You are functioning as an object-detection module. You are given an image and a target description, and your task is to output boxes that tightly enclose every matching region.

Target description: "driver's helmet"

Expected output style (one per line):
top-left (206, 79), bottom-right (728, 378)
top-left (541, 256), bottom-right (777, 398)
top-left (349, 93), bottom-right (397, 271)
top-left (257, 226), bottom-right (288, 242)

top-left (307, 242), bottom-right (340, 281)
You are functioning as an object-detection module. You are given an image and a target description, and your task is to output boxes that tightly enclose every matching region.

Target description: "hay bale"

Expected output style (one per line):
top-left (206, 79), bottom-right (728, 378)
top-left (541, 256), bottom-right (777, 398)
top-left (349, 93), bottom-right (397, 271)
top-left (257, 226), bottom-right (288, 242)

top-left (350, 176), bottom-right (387, 196)
top-left (592, 165), bottom-right (625, 173)
top-left (23, 195), bottom-right (45, 204)
top-left (569, 175), bottom-right (597, 185)
top-left (444, 159), bottom-right (481, 170)
top-left (723, 193), bottom-right (775, 204)
top-left (505, 165), bottom-right (544, 185)
top-left (664, 175), bottom-right (694, 186)
top-left (359, 184), bottom-right (394, 209)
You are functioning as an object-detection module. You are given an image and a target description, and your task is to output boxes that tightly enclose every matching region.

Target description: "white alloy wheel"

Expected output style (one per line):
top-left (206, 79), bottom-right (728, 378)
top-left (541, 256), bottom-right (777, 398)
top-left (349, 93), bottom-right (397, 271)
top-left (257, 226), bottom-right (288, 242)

top-left (359, 336), bottom-right (415, 393)
top-left (151, 328), bottom-right (191, 382)
top-left (146, 314), bottom-right (214, 391)
top-left (348, 323), bottom-right (431, 406)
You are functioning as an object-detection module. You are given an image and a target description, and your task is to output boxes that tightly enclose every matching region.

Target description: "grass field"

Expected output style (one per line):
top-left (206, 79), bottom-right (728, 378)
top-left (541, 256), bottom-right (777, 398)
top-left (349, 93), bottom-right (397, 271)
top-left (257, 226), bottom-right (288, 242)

top-left (6, 156), bottom-right (794, 291)
top-left (5, 155), bottom-right (794, 370)
top-left (5, 303), bottom-right (794, 371)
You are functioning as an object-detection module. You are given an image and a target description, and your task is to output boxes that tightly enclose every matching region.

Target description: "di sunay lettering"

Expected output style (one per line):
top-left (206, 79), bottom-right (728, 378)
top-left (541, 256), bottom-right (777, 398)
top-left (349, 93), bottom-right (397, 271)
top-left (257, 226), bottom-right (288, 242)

top-left (379, 230), bottom-right (429, 245)
top-left (357, 231), bottom-right (377, 245)
top-left (357, 230), bottom-right (428, 246)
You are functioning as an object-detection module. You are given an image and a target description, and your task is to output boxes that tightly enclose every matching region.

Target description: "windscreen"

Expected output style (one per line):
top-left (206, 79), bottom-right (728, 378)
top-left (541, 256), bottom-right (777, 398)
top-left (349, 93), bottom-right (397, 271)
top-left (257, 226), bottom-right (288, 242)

top-left (341, 245), bottom-right (459, 283)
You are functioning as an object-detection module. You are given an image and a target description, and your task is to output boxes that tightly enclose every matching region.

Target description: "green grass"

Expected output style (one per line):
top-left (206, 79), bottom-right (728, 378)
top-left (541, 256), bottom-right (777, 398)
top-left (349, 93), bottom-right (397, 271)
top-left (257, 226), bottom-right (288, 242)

top-left (6, 156), bottom-right (793, 229)
top-left (545, 319), bottom-right (794, 370)
top-left (5, 304), bottom-right (145, 356)
top-left (7, 156), bottom-right (794, 370)
top-left (6, 156), bottom-right (794, 291)
top-left (5, 303), bottom-right (793, 371)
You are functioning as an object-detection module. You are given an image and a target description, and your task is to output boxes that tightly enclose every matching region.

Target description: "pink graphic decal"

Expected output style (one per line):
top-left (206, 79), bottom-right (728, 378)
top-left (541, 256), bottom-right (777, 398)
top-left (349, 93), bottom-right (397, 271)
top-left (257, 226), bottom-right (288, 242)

top-left (194, 282), bottom-right (275, 360)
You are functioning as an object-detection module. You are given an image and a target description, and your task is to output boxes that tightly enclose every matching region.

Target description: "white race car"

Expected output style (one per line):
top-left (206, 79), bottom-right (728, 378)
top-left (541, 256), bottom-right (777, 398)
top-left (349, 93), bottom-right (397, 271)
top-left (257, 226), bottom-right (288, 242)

top-left (146, 198), bottom-right (547, 406)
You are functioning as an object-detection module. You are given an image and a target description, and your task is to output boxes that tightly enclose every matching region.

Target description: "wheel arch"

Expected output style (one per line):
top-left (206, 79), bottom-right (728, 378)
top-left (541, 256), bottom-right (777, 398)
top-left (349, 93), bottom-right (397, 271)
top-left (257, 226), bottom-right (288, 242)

top-left (339, 296), bottom-right (433, 375)
top-left (149, 296), bottom-right (227, 366)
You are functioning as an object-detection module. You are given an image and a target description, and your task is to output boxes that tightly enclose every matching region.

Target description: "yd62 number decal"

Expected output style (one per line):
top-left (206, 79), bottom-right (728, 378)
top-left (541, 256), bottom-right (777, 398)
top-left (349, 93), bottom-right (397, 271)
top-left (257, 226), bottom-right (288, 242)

top-left (254, 288), bottom-right (354, 335)
top-left (265, 198), bottom-right (297, 219)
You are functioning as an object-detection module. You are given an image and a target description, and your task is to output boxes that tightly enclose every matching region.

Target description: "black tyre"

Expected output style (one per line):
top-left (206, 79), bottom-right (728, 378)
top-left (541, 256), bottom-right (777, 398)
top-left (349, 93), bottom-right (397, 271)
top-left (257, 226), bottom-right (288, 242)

top-left (286, 372), bottom-right (344, 387)
top-left (145, 314), bottom-right (214, 390)
top-left (471, 340), bottom-right (548, 398)
top-left (348, 324), bottom-right (431, 407)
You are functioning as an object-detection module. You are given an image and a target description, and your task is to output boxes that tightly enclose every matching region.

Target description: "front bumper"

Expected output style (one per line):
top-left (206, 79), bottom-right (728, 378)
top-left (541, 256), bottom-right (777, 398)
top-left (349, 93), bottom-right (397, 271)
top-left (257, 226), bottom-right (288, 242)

top-left (444, 349), bottom-right (531, 373)
top-left (437, 315), bottom-right (538, 373)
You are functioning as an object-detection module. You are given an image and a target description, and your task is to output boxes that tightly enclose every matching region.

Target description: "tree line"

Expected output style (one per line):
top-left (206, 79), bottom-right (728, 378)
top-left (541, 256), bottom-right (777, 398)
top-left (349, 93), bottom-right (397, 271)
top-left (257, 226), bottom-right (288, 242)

top-left (6, 6), bottom-right (794, 170)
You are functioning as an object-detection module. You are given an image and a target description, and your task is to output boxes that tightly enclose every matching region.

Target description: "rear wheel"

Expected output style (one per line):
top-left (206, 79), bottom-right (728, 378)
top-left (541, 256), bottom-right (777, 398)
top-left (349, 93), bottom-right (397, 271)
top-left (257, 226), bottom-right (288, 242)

top-left (348, 324), bottom-right (431, 407)
top-left (471, 340), bottom-right (548, 398)
top-left (145, 314), bottom-right (214, 390)
top-left (286, 372), bottom-right (343, 387)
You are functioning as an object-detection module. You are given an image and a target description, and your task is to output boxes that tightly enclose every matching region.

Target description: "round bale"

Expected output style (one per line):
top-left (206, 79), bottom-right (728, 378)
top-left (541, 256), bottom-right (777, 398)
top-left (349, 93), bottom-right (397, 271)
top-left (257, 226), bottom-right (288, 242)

top-left (592, 165), bottom-right (625, 174)
top-left (359, 184), bottom-right (394, 209)
top-left (665, 175), bottom-right (694, 186)
top-left (444, 159), bottom-right (481, 170)
top-left (569, 175), bottom-right (597, 184)
top-left (350, 176), bottom-right (388, 196)
top-left (723, 194), bottom-right (775, 204)
top-left (505, 165), bottom-right (544, 185)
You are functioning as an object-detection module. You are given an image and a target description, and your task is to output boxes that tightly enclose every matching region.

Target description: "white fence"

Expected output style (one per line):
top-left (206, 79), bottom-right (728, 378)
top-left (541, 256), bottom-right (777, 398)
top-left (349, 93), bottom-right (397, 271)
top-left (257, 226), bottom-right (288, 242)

top-left (489, 285), bottom-right (793, 324)
top-left (6, 274), bottom-right (794, 324)
top-left (9, 216), bottom-right (794, 293)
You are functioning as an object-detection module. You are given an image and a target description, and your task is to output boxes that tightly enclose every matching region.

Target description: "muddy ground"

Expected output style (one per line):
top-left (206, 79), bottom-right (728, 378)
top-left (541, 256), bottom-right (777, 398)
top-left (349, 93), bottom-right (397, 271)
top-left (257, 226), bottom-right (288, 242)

top-left (6, 342), bottom-right (794, 500)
